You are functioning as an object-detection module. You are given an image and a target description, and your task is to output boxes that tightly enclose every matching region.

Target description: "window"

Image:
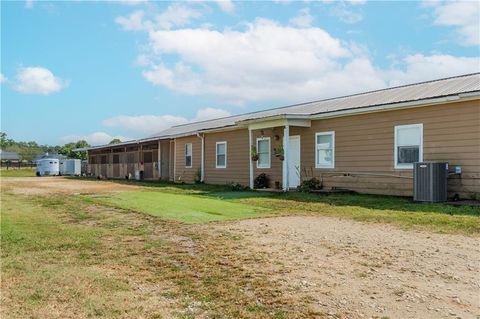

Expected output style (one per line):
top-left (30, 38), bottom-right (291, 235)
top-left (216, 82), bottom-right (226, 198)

top-left (315, 131), bottom-right (335, 168)
top-left (394, 124), bottom-right (423, 169)
top-left (185, 143), bottom-right (192, 168)
top-left (216, 141), bottom-right (227, 168)
top-left (256, 137), bottom-right (271, 168)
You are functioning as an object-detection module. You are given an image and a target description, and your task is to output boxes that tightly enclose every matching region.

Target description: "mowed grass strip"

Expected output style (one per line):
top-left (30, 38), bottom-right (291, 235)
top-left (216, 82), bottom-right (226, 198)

top-left (0, 168), bottom-right (36, 177)
top-left (87, 191), bottom-right (270, 223)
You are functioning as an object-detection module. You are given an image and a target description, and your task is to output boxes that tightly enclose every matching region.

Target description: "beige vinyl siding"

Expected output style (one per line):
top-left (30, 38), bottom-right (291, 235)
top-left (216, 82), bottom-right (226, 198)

top-left (204, 129), bottom-right (250, 186)
top-left (174, 135), bottom-right (202, 183)
top-left (292, 99), bottom-right (479, 198)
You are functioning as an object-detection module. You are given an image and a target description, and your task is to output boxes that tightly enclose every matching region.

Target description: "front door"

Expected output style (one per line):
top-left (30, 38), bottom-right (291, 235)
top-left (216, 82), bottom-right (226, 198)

top-left (288, 135), bottom-right (301, 188)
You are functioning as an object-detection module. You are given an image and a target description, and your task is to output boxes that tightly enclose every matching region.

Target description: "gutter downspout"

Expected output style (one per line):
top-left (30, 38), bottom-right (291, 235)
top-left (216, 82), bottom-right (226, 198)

top-left (197, 133), bottom-right (205, 182)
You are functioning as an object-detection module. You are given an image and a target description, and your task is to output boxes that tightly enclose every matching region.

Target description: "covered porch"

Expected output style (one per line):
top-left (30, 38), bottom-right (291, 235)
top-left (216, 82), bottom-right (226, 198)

top-left (239, 116), bottom-right (312, 191)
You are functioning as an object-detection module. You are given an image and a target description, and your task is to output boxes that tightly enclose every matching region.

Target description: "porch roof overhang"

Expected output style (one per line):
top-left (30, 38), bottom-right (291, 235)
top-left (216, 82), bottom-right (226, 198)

top-left (236, 114), bottom-right (311, 130)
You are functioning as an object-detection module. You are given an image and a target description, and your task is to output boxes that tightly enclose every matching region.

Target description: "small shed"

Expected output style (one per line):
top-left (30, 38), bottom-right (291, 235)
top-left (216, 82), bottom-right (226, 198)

top-left (0, 150), bottom-right (21, 168)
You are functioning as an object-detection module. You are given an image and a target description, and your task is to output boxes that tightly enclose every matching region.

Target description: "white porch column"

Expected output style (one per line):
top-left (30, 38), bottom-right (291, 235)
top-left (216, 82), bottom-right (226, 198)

top-left (249, 128), bottom-right (254, 189)
top-left (282, 125), bottom-right (290, 191)
top-left (200, 134), bottom-right (205, 182)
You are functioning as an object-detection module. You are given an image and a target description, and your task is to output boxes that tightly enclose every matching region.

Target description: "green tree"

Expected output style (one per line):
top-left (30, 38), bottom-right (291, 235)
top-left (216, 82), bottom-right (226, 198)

top-left (109, 138), bottom-right (122, 145)
top-left (58, 140), bottom-right (90, 160)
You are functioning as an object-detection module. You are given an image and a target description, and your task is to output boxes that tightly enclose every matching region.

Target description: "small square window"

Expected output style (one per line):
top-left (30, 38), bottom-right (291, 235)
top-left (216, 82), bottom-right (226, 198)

top-left (394, 124), bottom-right (423, 169)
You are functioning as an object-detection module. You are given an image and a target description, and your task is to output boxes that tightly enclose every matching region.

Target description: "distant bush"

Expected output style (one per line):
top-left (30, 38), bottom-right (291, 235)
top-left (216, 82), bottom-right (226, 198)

top-left (227, 182), bottom-right (249, 191)
top-left (297, 177), bottom-right (322, 192)
top-left (254, 173), bottom-right (269, 189)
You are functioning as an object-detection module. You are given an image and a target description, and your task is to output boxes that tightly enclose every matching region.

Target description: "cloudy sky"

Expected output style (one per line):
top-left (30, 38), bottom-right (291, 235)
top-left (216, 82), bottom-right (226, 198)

top-left (2, 0), bottom-right (479, 145)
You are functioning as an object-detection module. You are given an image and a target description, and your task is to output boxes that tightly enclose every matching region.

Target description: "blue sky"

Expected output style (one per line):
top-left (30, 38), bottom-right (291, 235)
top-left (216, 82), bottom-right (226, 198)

top-left (1, 0), bottom-right (479, 145)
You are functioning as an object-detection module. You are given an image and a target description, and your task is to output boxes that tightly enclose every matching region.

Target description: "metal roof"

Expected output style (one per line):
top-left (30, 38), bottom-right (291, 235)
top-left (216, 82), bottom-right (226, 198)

top-left (0, 150), bottom-right (21, 161)
top-left (87, 73), bottom-right (480, 150)
top-left (150, 72), bottom-right (480, 138)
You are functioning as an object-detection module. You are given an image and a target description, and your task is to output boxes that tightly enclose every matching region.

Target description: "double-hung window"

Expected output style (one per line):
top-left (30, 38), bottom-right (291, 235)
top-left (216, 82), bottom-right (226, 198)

top-left (394, 124), bottom-right (423, 169)
top-left (216, 141), bottom-right (227, 168)
top-left (315, 131), bottom-right (335, 168)
top-left (256, 137), bottom-right (271, 169)
top-left (185, 143), bottom-right (192, 168)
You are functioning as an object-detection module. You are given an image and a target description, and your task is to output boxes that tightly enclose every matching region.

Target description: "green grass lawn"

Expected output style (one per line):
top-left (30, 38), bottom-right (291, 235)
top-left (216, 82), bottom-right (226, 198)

top-left (79, 179), bottom-right (480, 235)
top-left (0, 168), bottom-right (36, 177)
top-left (87, 191), bottom-right (270, 223)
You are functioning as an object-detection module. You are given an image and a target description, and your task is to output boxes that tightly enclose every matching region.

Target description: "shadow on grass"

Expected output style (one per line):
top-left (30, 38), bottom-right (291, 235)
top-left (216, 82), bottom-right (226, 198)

top-left (66, 176), bottom-right (480, 217)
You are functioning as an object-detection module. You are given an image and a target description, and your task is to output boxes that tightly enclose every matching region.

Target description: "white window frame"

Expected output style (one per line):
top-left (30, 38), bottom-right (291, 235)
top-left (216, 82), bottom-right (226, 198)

top-left (394, 123), bottom-right (423, 169)
top-left (215, 141), bottom-right (227, 169)
top-left (315, 131), bottom-right (335, 169)
top-left (256, 137), bottom-right (271, 169)
top-left (185, 143), bottom-right (192, 168)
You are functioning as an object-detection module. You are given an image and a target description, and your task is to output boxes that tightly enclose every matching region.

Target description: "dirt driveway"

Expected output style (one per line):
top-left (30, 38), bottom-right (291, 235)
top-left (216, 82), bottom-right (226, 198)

top-left (1, 177), bottom-right (137, 195)
top-left (3, 177), bottom-right (479, 318)
top-left (214, 217), bottom-right (479, 319)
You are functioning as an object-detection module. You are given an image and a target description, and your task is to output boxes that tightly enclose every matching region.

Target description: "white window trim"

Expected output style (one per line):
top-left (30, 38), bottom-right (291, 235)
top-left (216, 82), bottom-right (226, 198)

top-left (185, 143), bottom-right (192, 168)
top-left (394, 123), bottom-right (423, 169)
top-left (315, 131), bottom-right (335, 169)
top-left (215, 141), bottom-right (227, 169)
top-left (256, 137), bottom-right (271, 169)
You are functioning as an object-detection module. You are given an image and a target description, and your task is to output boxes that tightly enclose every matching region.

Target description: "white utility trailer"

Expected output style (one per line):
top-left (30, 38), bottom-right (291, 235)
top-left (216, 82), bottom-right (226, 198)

top-left (59, 159), bottom-right (81, 176)
top-left (36, 158), bottom-right (60, 176)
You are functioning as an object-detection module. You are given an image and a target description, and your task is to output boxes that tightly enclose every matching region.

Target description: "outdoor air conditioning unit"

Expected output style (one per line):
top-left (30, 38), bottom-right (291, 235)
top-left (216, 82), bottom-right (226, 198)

top-left (413, 162), bottom-right (448, 203)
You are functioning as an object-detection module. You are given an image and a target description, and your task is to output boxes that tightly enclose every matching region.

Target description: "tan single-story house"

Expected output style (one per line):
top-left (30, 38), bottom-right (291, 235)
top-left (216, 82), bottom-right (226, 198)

top-left (85, 73), bottom-right (480, 199)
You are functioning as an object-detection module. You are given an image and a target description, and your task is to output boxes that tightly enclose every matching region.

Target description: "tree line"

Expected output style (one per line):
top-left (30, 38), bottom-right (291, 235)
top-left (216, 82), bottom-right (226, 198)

top-left (0, 132), bottom-right (122, 161)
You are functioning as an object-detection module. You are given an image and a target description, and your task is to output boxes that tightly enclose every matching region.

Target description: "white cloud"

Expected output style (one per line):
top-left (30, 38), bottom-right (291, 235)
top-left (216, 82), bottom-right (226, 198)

top-left (0, 74), bottom-right (7, 84)
top-left (115, 3), bottom-right (202, 31)
top-left (330, 2), bottom-right (364, 24)
top-left (192, 107), bottom-right (231, 122)
top-left (142, 18), bottom-right (361, 103)
top-left (119, 9), bottom-right (479, 105)
top-left (155, 3), bottom-right (203, 30)
top-left (348, 0), bottom-right (367, 5)
top-left (115, 10), bottom-right (147, 31)
top-left (289, 8), bottom-right (313, 28)
top-left (102, 108), bottom-right (231, 135)
top-left (430, 1), bottom-right (480, 46)
top-left (384, 54), bottom-right (480, 86)
top-left (214, 0), bottom-right (235, 13)
top-left (61, 132), bottom-right (131, 146)
top-left (103, 114), bottom-right (189, 134)
top-left (13, 67), bottom-right (68, 95)
top-left (25, 0), bottom-right (33, 9)
top-left (111, 0), bottom-right (148, 6)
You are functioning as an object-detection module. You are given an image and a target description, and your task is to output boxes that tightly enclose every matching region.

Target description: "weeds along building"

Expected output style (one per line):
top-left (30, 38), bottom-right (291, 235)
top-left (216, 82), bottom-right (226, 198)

top-left (84, 73), bottom-right (480, 199)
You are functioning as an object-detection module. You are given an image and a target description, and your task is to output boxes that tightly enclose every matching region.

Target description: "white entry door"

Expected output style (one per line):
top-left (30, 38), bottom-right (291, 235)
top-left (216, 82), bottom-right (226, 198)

top-left (288, 135), bottom-right (301, 188)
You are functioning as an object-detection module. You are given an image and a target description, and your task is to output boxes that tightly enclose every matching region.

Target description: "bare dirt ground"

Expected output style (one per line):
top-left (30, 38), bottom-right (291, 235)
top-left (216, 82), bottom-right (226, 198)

top-left (1, 177), bottom-right (138, 195)
top-left (213, 217), bottom-right (480, 319)
top-left (3, 177), bottom-right (479, 318)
